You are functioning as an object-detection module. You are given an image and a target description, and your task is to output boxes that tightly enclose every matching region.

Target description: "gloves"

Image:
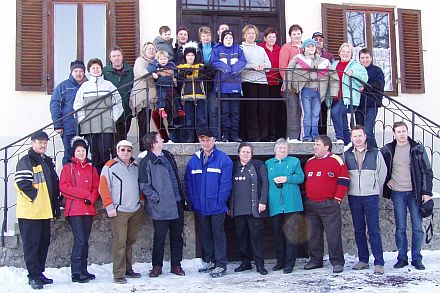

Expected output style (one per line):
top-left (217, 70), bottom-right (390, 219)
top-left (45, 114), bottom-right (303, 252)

top-left (84, 199), bottom-right (92, 205)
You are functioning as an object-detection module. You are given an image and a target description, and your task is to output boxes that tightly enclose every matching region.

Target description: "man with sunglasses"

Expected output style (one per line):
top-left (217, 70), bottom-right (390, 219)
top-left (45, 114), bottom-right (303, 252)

top-left (99, 140), bottom-right (144, 284)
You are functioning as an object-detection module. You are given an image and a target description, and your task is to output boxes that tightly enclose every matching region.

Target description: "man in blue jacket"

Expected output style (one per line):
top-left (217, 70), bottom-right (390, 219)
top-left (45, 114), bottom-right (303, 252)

top-left (50, 60), bottom-right (87, 165)
top-left (185, 128), bottom-right (233, 278)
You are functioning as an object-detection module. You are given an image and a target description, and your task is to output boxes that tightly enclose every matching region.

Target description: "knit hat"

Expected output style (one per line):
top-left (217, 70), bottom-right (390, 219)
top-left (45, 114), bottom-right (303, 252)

top-left (70, 60), bottom-right (86, 72)
top-left (31, 131), bottom-right (49, 141)
top-left (220, 30), bottom-right (234, 43)
top-left (302, 38), bottom-right (317, 48)
top-left (183, 41), bottom-right (198, 60)
top-left (312, 32), bottom-right (324, 39)
top-left (71, 136), bottom-right (89, 154)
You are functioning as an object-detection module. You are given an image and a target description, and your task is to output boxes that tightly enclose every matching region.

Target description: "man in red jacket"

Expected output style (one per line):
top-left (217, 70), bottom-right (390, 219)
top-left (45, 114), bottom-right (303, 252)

top-left (303, 135), bottom-right (349, 273)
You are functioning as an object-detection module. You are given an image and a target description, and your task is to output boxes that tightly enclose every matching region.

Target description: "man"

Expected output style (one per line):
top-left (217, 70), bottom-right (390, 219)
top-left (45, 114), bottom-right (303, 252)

top-left (50, 60), bottom-right (87, 165)
top-left (303, 135), bottom-right (349, 273)
top-left (381, 121), bottom-right (433, 270)
top-left (217, 23), bottom-right (229, 43)
top-left (355, 48), bottom-right (385, 148)
top-left (103, 46), bottom-right (134, 144)
top-left (99, 139), bottom-right (143, 284)
top-left (138, 132), bottom-right (186, 278)
top-left (344, 126), bottom-right (387, 275)
top-left (184, 128), bottom-right (233, 278)
top-left (14, 131), bottom-right (60, 289)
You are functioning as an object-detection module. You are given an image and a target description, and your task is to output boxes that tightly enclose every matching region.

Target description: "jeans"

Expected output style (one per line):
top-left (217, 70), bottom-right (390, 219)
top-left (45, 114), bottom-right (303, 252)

top-left (184, 100), bottom-right (206, 142)
top-left (301, 88), bottom-right (321, 140)
top-left (221, 94), bottom-right (240, 134)
top-left (207, 91), bottom-right (219, 138)
top-left (61, 132), bottom-right (75, 165)
top-left (197, 213), bottom-right (227, 269)
top-left (348, 195), bottom-right (384, 265)
top-left (391, 191), bottom-right (424, 262)
top-left (331, 99), bottom-right (354, 145)
top-left (68, 215), bottom-right (94, 274)
top-left (355, 106), bottom-right (379, 148)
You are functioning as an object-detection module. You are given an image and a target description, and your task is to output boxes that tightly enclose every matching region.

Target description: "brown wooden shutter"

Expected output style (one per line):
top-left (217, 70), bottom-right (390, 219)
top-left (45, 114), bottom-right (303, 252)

top-left (321, 3), bottom-right (346, 59)
top-left (110, 0), bottom-right (139, 66)
top-left (16, 0), bottom-right (47, 91)
top-left (398, 9), bottom-right (425, 94)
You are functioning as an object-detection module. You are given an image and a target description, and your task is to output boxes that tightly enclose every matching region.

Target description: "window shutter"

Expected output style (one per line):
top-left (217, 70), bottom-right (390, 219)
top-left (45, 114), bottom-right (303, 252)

top-left (16, 0), bottom-right (47, 91)
top-left (398, 9), bottom-right (425, 94)
top-left (110, 0), bottom-right (139, 66)
top-left (321, 3), bottom-right (346, 59)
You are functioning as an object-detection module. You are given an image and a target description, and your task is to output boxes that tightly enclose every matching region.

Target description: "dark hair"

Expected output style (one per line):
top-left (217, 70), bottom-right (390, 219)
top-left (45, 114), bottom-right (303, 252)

top-left (87, 58), bottom-right (103, 72)
top-left (351, 125), bottom-right (366, 134)
top-left (315, 135), bottom-right (332, 152)
top-left (176, 26), bottom-right (189, 35)
top-left (358, 48), bottom-right (372, 59)
top-left (288, 24), bottom-right (303, 35)
top-left (393, 121), bottom-right (408, 132)
top-left (238, 142), bottom-right (253, 155)
top-left (159, 25), bottom-right (171, 35)
top-left (109, 46), bottom-right (123, 57)
top-left (263, 27), bottom-right (278, 38)
top-left (142, 132), bottom-right (159, 151)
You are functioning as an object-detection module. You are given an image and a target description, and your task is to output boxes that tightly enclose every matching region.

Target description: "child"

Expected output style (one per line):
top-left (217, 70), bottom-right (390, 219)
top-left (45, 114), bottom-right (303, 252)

top-left (211, 30), bottom-right (247, 142)
top-left (153, 26), bottom-right (175, 62)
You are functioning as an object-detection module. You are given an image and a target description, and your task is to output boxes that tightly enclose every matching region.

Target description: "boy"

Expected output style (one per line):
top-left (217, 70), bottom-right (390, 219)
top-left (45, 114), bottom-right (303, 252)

top-left (153, 26), bottom-right (175, 62)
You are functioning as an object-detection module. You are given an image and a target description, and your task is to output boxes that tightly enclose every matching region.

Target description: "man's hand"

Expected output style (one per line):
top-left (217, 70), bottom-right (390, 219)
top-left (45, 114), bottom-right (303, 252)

top-left (55, 128), bottom-right (63, 134)
top-left (107, 209), bottom-right (117, 218)
top-left (258, 203), bottom-right (266, 213)
top-left (387, 179), bottom-right (396, 190)
top-left (422, 194), bottom-right (432, 203)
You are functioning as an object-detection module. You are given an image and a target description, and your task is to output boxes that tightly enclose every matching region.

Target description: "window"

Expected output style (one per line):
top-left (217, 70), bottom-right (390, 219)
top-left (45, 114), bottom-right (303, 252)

top-left (181, 0), bottom-right (276, 12)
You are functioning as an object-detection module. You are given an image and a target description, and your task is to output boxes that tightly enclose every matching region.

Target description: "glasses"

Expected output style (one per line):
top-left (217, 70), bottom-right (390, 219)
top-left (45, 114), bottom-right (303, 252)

top-left (119, 148), bottom-right (132, 153)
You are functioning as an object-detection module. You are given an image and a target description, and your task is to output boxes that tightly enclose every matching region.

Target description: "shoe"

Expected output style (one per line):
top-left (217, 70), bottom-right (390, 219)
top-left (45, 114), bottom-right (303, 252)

top-left (272, 263), bottom-right (285, 271)
top-left (125, 269), bottom-right (142, 278)
top-left (374, 265), bottom-right (384, 275)
top-left (304, 262), bottom-right (323, 270)
top-left (39, 273), bottom-right (53, 284)
top-left (352, 261), bottom-right (369, 270)
top-left (283, 267), bottom-right (293, 274)
top-left (177, 109), bottom-right (186, 117)
top-left (198, 261), bottom-right (216, 273)
top-left (230, 136), bottom-right (243, 142)
top-left (411, 260), bottom-right (425, 270)
top-left (393, 260), bottom-right (409, 269)
top-left (171, 266), bottom-right (186, 276)
top-left (333, 139), bottom-right (344, 144)
top-left (210, 267), bottom-right (226, 278)
top-left (113, 277), bottom-right (127, 284)
top-left (220, 135), bottom-right (229, 142)
top-left (234, 264), bottom-right (252, 272)
top-left (83, 271), bottom-right (96, 280)
top-left (149, 266), bottom-right (163, 278)
top-left (302, 137), bottom-right (313, 142)
top-left (28, 278), bottom-right (43, 290)
top-left (159, 108), bottom-right (168, 118)
top-left (72, 273), bottom-right (91, 283)
top-left (257, 266), bottom-right (268, 275)
top-left (333, 265), bottom-right (344, 273)
top-left (287, 138), bottom-right (300, 143)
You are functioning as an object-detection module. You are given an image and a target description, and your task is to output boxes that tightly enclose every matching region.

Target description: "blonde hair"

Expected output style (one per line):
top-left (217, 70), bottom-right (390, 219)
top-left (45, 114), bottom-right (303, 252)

top-left (242, 24), bottom-right (259, 41)
top-left (156, 50), bottom-right (169, 59)
top-left (198, 26), bottom-right (212, 40)
top-left (338, 43), bottom-right (355, 58)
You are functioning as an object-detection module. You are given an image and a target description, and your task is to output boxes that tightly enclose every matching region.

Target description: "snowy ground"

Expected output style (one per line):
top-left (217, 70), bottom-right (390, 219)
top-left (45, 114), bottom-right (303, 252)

top-left (1, 251), bottom-right (440, 293)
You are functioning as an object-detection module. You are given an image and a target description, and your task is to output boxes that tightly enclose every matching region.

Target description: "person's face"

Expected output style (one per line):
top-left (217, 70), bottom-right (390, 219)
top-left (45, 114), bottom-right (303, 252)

top-left (340, 46), bottom-right (353, 62)
top-left (158, 55), bottom-right (168, 66)
top-left (89, 63), bottom-right (102, 77)
top-left (274, 143), bottom-right (288, 159)
top-left (264, 33), bottom-right (277, 46)
top-left (223, 34), bottom-right (234, 47)
top-left (393, 125), bottom-right (409, 144)
top-left (198, 136), bottom-right (215, 153)
top-left (351, 129), bottom-right (367, 149)
top-left (145, 44), bottom-right (157, 59)
top-left (161, 30), bottom-right (171, 41)
top-left (314, 36), bottom-right (324, 50)
top-left (245, 28), bottom-right (257, 43)
top-left (74, 146), bottom-right (87, 162)
top-left (32, 139), bottom-right (48, 155)
top-left (313, 139), bottom-right (329, 158)
top-left (117, 145), bottom-right (133, 163)
top-left (304, 44), bottom-right (316, 55)
top-left (177, 30), bottom-right (188, 45)
top-left (218, 24), bottom-right (229, 39)
top-left (71, 68), bottom-right (85, 83)
top-left (200, 33), bottom-right (212, 44)
top-left (110, 50), bottom-right (123, 68)
top-left (359, 52), bottom-right (372, 68)
top-left (153, 134), bottom-right (164, 151)
top-left (185, 52), bottom-right (195, 65)
top-left (239, 146), bottom-right (252, 165)
top-left (290, 29), bottom-right (302, 43)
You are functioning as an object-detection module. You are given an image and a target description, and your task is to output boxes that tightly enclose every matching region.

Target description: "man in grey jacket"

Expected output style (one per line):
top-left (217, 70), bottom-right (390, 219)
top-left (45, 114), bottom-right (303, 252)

top-left (344, 125), bottom-right (387, 275)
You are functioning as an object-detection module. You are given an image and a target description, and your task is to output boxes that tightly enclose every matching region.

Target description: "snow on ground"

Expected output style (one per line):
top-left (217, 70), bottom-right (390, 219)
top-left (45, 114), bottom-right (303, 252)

top-left (1, 250), bottom-right (440, 293)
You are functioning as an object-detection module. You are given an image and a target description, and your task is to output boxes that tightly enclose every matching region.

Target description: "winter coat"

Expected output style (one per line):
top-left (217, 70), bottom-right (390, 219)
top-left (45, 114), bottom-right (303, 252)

top-left (359, 64), bottom-right (385, 109)
top-left (265, 156), bottom-right (304, 217)
top-left (138, 150), bottom-right (185, 220)
top-left (14, 148), bottom-right (61, 219)
top-left (185, 145), bottom-right (233, 216)
top-left (240, 42), bottom-right (271, 84)
top-left (147, 60), bottom-right (176, 87)
top-left (258, 42), bottom-right (281, 86)
top-left (59, 157), bottom-right (99, 217)
top-left (130, 56), bottom-right (157, 113)
top-left (153, 36), bottom-right (175, 61)
top-left (211, 42), bottom-right (247, 94)
top-left (381, 137), bottom-right (433, 205)
top-left (199, 42), bottom-right (216, 92)
top-left (73, 75), bottom-right (123, 134)
top-left (50, 74), bottom-right (85, 135)
top-left (177, 63), bottom-right (206, 101)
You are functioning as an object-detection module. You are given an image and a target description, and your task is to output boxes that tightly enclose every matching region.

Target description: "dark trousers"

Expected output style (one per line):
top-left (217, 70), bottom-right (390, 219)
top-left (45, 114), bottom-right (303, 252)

top-left (234, 215), bottom-right (265, 267)
top-left (241, 82), bottom-right (270, 141)
top-left (85, 133), bottom-right (113, 174)
top-left (115, 116), bottom-right (133, 144)
top-left (61, 132), bottom-right (75, 165)
top-left (355, 106), bottom-right (379, 148)
top-left (152, 202), bottom-right (184, 267)
top-left (197, 213), bottom-right (227, 269)
top-left (137, 108), bottom-right (149, 150)
top-left (268, 84), bottom-right (283, 140)
top-left (318, 101), bottom-right (328, 135)
top-left (272, 212), bottom-right (298, 268)
top-left (183, 100), bottom-right (206, 142)
top-left (68, 215), bottom-right (94, 274)
top-left (220, 94), bottom-right (240, 136)
top-left (207, 91), bottom-right (219, 138)
top-left (304, 198), bottom-right (345, 266)
top-left (18, 218), bottom-right (51, 278)
top-left (282, 91), bottom-right (301, 140)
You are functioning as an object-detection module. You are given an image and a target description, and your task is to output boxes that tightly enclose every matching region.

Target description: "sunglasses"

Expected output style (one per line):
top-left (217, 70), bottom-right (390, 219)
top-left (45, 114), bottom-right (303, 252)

top-left (119, 148), bottom-right (132, 153)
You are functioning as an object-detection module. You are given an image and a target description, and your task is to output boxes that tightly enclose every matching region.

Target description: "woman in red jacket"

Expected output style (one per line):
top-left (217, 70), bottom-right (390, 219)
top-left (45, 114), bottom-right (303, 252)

top-left (59, 137), bottom-right (99, 283)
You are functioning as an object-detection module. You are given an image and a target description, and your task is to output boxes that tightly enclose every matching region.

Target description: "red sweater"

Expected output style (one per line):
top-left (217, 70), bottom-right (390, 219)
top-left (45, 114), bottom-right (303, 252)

top-left (304, 153), bottom-right (349, 202)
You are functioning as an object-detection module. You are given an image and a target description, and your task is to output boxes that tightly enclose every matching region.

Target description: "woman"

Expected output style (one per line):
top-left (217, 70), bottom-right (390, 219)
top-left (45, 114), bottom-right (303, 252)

top-left (59, 137), bottom-right (99, 283)
top-left (230, 142), bottom-right (268, 275)
top-left (330, 43), bottom-right (368, 145)
top-left (265, 138), bottom-right (304, 274)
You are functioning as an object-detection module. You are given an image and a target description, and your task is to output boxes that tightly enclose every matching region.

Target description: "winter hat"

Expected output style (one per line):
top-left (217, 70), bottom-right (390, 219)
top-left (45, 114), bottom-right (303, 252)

top-left (71, 136), bottom-right (89, 154)
top-left (312, 32), bottom-right (324, 39)
top-left (70, 60), bottom-right (86, 72)
top-left (302, 38), bottom-right (317, 48)
top-left (220, 30), bottom-right (234, 43)
top-left (183, 41), bottom-right (198, 60)
top-left (31, 131), bottom-right (49, 141)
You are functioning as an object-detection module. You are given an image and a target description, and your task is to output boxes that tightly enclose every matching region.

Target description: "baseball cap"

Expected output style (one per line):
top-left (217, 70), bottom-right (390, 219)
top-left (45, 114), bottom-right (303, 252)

top-left (116, 140), bottom-right (133, 149)
top-left (197, 128), bottom-right (214, 138)
top-left (312, 32), bottom-right (324, 39)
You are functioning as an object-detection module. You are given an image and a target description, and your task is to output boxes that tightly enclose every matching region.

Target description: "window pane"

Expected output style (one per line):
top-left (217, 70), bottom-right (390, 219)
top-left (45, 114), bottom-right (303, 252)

top-left (54, 4), bottom-right (77, 87)
top-left (183, 0), bottom-right (209, 9)
top-left (247, 0), bottom-right (272, 11)
top-left (372, 12), bottom-right (393, 91)
top-left (347, 11), bottom-right (366, 59)
top-left (83, 4), bottom-right (106, 70)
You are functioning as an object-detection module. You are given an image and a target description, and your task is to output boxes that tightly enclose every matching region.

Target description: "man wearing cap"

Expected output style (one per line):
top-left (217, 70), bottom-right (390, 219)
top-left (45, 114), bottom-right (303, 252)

top-left (14, 131), bottom-right (61, 289)
top-left (99, 139), bottom-right (144, 284)
top-left (50, 60), bottom-right (87, 165)
top-left (184, 128), bottom-right (233, 278)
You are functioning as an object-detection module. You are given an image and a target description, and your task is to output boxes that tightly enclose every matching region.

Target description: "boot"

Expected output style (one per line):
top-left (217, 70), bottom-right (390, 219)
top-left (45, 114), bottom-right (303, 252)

top-left (72, 273), bottom-right (91, 283)
top-left (221, 129), bottom-right (230, 142)
top-left (230, 129), bottom-right (242, 142)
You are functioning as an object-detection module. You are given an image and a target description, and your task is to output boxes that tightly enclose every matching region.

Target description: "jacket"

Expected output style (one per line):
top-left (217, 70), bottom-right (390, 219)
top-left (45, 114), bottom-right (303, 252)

top-left (265, 156), bottom-right (304, 216)
top-left (177, 63), bottom-right (206, 101)
top-left (99, 157), bottom-right (142, 213)
top-left (130, 56), bottom-right (157, 113)
top-left (59, 157), bottom-right (99, 217)
top-left (14, 148), bottom-right (60, 219)
top-left (240, 42), bottom-right (271, 84)
top-left (147, 60), bottom-right (176, 87)
top-left (258, 42), bottom-right (281, 86)
top-left (184, 145), bottom-right (233, 216)
top-left (73, 75), bottom-right (123, 134)
top-left (198, 42), bottom-right (215, 92)
top-left (359, 64), bottom-right (385, 109)
top-left (211, 43), bottom-right (247, 94)
top-left (344, 146), bottom-right (387, 196)
top-left (50, 74), bottom-right (85, 135)
top-left (381, 137), bottom-right (433, 205)
top-left (139, 150), bottom-right (186, 220)
top-left (103, 62), bottom-right (134, 121)
top-left (153, 36), bottom-right (175, 61)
